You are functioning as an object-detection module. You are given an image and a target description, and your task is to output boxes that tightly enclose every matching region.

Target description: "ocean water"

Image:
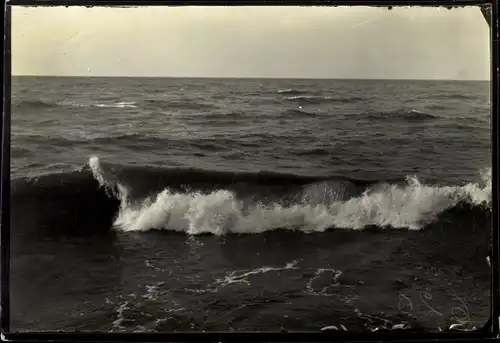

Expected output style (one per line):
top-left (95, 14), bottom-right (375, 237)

top-left (10, 76), bottom-right (491, 332)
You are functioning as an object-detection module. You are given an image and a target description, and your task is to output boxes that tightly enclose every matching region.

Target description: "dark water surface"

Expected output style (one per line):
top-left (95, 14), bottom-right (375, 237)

top-left (10, 77), bottom-right (491, 332)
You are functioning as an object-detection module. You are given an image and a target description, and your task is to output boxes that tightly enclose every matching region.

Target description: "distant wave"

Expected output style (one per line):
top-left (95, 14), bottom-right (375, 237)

top-left (11, 146), bottom-right (33, 157)
top-left (12, 132), bottom-right (167, 149)
top-left (94, 101), bottom-right (137, 109)
top-left (203, 110), bottom-right (249, 120)
top-left (12, 132), bottom-right (286, 153)
top-left (277, 89), bottom-right (305, 95)
top-left (12, 99), bottom-right (58, 110)
top-left (286, 95), bottom-right (365, 104)
top-left (283, 109), bottom-right (316, 116)
top-left (143, 99), bottom-right (217, 111)
top-left (11, 156), bottom-right (491, 237)
top-left (425, 104), bottom-right (451, 111)
top-left (293, 147), bottom-right (330, 157)
top-left (362, 109), bottom-right (438, 121)
top-left (280, 107), bottom-right (437, 122)
top-left (428, 93), bottom-right (480, 100)
top-left (12, 99), bottom-right (139, 110)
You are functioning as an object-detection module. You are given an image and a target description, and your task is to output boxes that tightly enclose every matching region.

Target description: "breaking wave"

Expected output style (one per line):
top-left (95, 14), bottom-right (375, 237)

top-left (11, 155), bottom-right (491, 237)
top-left (85, 156), bottom-right (490, 235)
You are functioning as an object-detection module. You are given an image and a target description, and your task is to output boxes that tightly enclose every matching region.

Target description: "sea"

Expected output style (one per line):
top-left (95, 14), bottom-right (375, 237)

top-left (10, 76), bottom-right (492, 333)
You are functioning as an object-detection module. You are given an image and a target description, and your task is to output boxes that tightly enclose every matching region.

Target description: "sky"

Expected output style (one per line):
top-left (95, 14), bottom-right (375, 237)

top-left (12, 6), bottom-right (490, 80)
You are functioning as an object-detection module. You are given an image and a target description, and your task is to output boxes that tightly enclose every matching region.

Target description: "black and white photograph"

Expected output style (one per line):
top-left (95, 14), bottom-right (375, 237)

top-left (10, 5), bottom-right (492, 333)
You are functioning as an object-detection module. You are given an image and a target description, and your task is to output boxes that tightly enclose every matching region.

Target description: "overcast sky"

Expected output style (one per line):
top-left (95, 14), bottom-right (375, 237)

top-left (12, 6), bottom-right (490, 80)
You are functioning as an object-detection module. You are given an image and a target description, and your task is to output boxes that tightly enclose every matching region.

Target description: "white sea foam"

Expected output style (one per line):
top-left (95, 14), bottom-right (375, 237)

top-left (215, 260), bottom-right (300, 287)
top-left (89, 156), bottom-right (491, 235)
top-left (94, 101), bottom-right (137, 109)
top-left (287, 95), bottom-right (318, 100)
top-left (305, 268), bottom-right (343, 297)
top-left (277, 88), bottom-right (301, 94)
top-left (111, 301), bottom-right (131, 331)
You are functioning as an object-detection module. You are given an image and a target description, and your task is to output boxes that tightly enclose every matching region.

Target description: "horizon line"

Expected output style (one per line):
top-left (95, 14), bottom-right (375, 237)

top-left (11, 75), bottom-right (490, 82)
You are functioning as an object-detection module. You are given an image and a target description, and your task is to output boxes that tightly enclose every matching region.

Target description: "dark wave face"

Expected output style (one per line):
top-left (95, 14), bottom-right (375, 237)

top-left (10, 159), bottom-right (376, 238)
top-left (361, 109), bottom-right (438, 122)
top-left (11, 156), bottom-right (491, 238)
top-left (10, 77), bottom-right (491, 333)
top-left (11, 170), bottom-right (120, 239)
top-left (428, 93), bottom-right (481, 100)
top-left (12, 99), bottom-right (59, 110)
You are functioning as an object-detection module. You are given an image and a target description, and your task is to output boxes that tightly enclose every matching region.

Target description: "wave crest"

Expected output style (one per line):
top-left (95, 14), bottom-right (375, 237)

top-left (277, 89), bottom-right (304, 95)
top-left (363, 109), bottom-right (437, 121)
top-left (87, 156), bottom-right (491, 235)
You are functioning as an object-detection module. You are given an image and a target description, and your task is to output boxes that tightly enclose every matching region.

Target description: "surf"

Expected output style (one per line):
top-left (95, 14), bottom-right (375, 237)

top-left (10, 156), bottom-right (490, 237)
top-left (88, 156), bottom-right (491, 235)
